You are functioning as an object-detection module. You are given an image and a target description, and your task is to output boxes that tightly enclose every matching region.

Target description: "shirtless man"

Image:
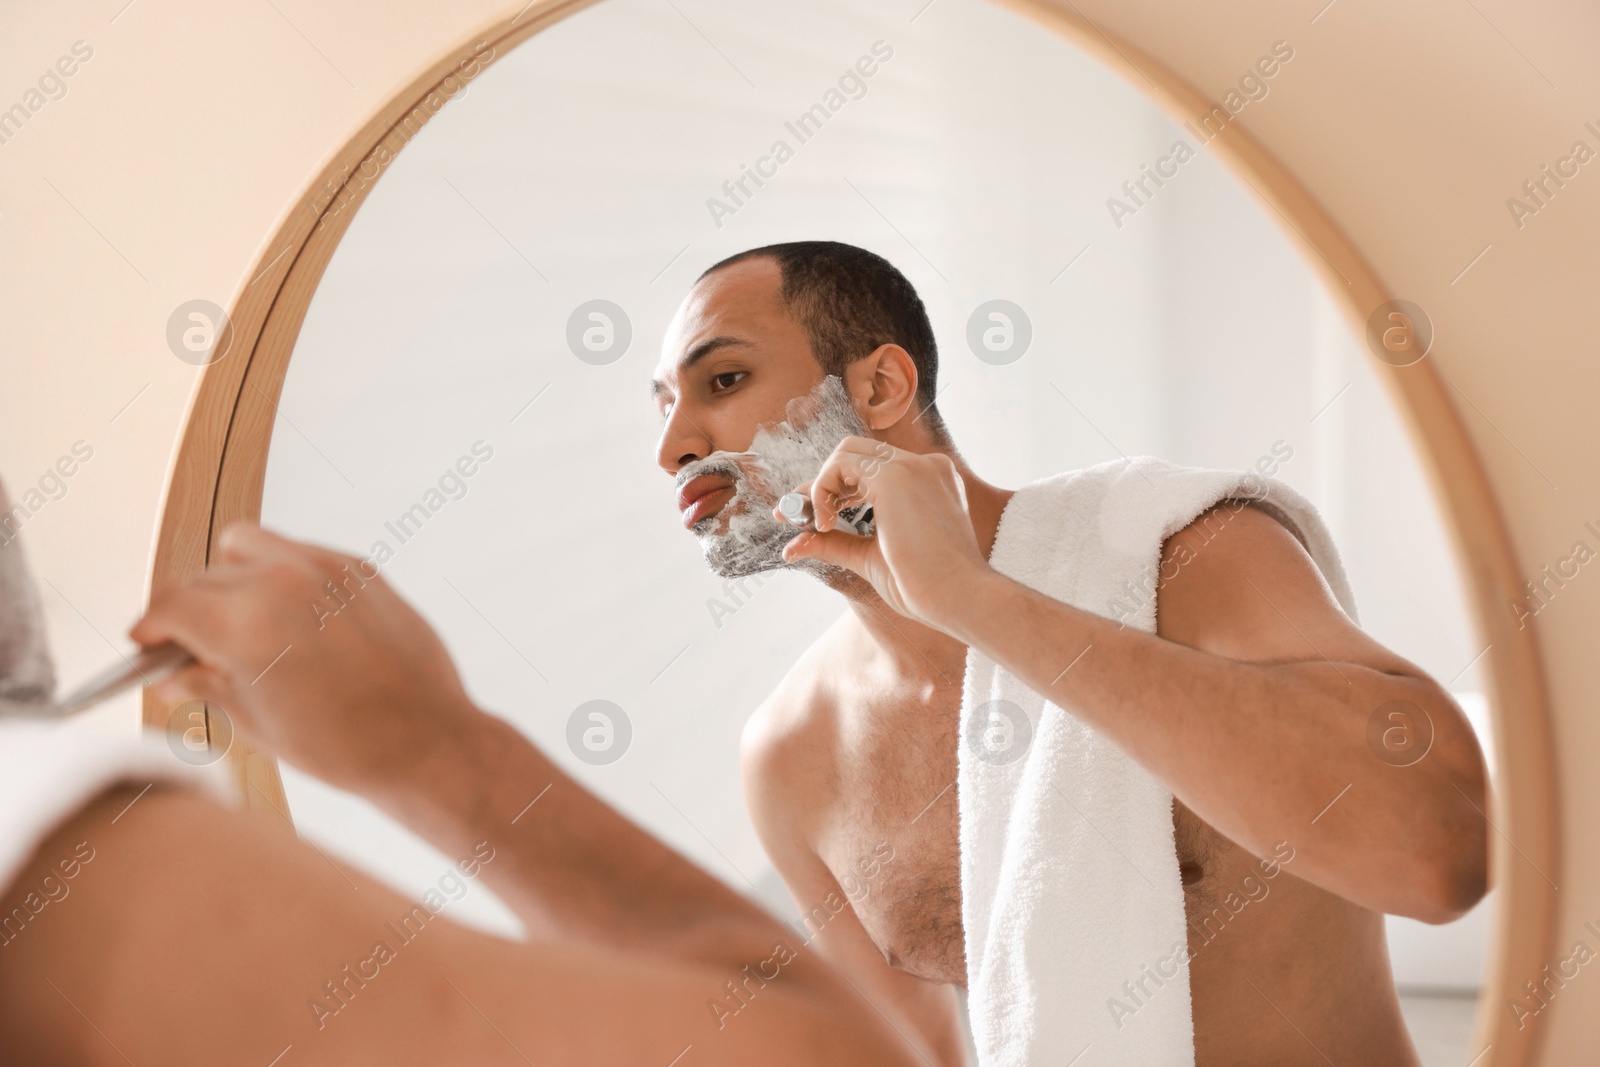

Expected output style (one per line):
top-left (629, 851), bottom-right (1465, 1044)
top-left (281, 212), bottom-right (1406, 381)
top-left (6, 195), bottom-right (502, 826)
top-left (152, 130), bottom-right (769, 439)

top-left (652, 241), bottom-right (1490, 1065)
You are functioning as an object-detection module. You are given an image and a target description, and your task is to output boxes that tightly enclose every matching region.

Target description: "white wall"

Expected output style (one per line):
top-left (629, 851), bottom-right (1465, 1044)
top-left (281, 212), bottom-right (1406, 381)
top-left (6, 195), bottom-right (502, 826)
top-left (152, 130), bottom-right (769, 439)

top-left (247, 0), bottom-right (1489, 989)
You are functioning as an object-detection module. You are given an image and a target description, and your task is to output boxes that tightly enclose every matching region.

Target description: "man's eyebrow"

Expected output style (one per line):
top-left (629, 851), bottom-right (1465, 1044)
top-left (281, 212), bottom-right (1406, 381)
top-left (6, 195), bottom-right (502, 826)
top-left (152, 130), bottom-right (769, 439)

top-left (650, 335), bottom-right (756, 399)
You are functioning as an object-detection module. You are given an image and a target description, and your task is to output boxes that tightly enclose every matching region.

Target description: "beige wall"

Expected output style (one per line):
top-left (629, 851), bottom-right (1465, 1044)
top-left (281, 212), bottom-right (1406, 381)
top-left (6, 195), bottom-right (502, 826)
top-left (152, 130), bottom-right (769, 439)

top-left (1, 0), bottom-right (1593, 1059)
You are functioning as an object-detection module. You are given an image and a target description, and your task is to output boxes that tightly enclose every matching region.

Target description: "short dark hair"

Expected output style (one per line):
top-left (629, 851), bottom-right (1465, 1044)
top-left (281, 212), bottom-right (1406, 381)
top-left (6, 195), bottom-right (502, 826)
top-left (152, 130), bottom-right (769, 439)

top-left (698, 241), bottom-right (947, 442)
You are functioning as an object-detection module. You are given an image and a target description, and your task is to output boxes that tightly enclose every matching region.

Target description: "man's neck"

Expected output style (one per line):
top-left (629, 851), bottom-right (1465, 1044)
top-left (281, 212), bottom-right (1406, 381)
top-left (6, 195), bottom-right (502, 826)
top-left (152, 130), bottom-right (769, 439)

top-left (819, 453), bottom-right (1013, 683)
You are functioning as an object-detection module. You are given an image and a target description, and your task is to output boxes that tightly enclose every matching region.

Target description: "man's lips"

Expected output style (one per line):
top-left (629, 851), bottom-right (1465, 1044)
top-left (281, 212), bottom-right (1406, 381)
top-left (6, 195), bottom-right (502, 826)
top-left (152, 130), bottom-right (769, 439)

top-left (677, 474), bottom-right (736, 529)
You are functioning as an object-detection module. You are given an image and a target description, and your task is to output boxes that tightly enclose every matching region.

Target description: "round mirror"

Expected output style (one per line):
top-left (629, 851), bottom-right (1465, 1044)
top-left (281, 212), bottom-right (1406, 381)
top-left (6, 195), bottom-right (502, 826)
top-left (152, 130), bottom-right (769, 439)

top-left (241, 3), bottom-right (1502, 1064)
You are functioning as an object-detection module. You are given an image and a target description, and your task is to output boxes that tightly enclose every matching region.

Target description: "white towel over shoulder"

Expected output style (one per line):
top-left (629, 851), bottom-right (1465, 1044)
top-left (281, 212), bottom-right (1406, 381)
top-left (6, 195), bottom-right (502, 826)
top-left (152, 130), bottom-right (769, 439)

top-left (959, 455), bottom-right (1357, 1067)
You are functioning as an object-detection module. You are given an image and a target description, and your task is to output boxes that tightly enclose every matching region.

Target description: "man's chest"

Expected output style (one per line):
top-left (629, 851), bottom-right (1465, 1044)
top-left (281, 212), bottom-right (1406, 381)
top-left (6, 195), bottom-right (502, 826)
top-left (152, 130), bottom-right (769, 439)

top-left (811, 679), bottom-right (969, 984)
top-left (801, 674), bottom-right (1233, 988)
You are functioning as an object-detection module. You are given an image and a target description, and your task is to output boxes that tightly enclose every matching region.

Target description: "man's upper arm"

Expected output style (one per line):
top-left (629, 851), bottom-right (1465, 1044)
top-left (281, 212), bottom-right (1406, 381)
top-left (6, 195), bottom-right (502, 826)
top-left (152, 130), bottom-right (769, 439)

top-left (1157, 501), bottom-right (1414, 673)
top-left (1127, 502), bottom-right (1488, 923)
top-left (1159, 502), bottom-right (1488, 840)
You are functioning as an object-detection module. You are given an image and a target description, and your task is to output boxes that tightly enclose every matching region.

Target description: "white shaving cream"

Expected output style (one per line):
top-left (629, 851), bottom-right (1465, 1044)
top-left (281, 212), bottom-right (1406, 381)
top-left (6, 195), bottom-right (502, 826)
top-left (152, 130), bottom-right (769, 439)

top-left (677, 375), bottom-right (868, 579)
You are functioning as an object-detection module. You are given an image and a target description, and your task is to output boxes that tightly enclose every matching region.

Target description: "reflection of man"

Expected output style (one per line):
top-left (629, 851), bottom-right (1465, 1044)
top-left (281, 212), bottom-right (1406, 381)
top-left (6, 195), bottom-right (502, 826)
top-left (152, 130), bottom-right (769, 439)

top-left (653, 241), bottom-right (1488, 1065)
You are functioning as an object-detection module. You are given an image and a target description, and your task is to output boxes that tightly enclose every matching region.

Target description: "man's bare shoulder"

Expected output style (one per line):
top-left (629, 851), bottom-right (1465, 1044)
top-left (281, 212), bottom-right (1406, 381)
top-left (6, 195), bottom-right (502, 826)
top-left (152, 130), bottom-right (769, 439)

top-left (1157, 501), bottom-right (1410, 672)
top-left (741, 618), bottom-right (850, 771)
top-left (738, 615), bottom-right (861, 843)
top-left (1157, 500), bottom-right (1331, 650)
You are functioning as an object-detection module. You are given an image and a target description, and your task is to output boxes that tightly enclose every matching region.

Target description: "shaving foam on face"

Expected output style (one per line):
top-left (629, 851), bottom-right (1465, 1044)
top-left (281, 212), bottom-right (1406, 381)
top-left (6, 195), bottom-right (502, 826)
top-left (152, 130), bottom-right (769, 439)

top-left (676, 375), bottom-right (868, 578)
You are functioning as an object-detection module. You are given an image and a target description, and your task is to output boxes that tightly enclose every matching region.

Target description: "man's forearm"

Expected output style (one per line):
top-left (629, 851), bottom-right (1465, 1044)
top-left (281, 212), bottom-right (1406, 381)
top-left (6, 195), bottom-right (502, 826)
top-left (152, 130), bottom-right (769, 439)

top-left (933, 567), bottom-right (1485, 919)
top-left (367, 708), bottom-right (779, 962)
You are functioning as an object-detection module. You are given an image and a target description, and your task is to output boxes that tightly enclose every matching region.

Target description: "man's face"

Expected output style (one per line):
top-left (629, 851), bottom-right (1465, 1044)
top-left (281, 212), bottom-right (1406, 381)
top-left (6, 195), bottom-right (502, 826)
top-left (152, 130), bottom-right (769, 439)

top-left (653, 258), bottom-right (867, 578)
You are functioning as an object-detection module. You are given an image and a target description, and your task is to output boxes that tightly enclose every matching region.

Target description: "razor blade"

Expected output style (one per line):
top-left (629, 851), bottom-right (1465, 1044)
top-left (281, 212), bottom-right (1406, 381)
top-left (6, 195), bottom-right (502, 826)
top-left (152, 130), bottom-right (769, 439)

top-left (777, 492), bottom-right (875, 536)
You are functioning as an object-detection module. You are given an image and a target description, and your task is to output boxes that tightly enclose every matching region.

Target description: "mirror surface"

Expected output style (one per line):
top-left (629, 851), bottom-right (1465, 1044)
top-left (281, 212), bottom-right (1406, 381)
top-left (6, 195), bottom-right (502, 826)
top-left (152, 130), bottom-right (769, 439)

top-left (261, 1), bottom-right (1496, 1062)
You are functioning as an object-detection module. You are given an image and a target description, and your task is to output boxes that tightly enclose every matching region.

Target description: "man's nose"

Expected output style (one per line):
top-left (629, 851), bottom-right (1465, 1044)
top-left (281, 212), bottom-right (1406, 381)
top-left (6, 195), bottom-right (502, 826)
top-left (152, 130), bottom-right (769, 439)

top-left (656, 406), bottom-right (712, 475)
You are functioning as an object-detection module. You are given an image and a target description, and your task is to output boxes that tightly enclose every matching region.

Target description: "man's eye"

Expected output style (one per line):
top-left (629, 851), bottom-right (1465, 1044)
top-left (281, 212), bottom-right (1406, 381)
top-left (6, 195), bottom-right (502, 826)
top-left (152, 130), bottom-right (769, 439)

top-left (710, 372), bottom-right (746, 392)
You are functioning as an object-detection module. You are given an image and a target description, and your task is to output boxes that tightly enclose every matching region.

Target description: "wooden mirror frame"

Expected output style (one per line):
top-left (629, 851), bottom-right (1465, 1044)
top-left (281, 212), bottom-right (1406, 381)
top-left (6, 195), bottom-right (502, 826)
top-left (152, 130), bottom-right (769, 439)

top-left (144, 1), bottom-right (1558, 1063)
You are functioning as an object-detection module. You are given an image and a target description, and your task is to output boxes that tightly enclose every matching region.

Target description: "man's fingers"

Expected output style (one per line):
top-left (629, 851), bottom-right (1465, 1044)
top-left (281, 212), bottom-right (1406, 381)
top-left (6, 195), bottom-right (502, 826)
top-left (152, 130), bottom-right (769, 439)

top-left (153, 661), bottom-right (236, 712)
top-left (217, 522), bottom-right (354, 579)
top-left (808, 458), bottom-right (878, 530)
top-left (215, 522), bottom-right (294, 564)
top-left (131, 574), bottom-right (265, 677)
top-left (133, 581), bottom-right (219, 648)
top-left (796, 437), bottom-right (894, 531)
top-left (782, 529), bottom-right (871, 572)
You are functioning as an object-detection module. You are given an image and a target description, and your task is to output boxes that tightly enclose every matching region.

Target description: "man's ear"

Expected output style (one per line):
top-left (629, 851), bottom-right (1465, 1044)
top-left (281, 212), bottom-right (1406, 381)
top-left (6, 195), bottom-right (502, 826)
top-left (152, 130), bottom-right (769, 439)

top-left (845, 344), bottom-right (918, 432)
